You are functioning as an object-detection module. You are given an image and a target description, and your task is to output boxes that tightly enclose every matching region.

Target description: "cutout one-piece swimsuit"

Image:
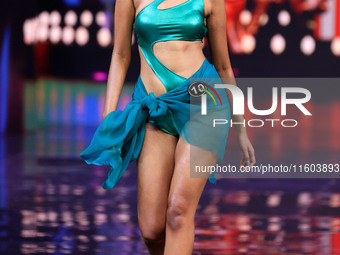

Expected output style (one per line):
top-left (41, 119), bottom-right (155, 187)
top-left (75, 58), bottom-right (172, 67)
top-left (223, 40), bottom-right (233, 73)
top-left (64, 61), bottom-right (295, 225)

top-left (133, 0), bottom-right (208, 136)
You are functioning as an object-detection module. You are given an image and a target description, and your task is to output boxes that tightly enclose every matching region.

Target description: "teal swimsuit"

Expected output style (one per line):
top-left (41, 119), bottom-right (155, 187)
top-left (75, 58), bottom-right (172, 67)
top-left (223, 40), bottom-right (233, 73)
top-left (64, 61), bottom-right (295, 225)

top-left (134, 0), bottom-right (207, 136)
top-left (80, 0), bottom-right (231, 189)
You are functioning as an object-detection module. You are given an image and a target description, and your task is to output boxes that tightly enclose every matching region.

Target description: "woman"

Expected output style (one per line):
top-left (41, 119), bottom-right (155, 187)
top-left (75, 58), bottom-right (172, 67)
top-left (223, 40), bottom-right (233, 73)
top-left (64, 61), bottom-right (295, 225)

top-left (80, 0), bottom-right (256, 254)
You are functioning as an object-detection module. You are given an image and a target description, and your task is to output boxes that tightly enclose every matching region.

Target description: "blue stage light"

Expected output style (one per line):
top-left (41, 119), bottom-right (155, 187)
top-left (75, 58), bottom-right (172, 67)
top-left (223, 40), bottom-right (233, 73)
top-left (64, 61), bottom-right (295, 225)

top-left (63, 0), bottom-right (81, 6)
top-left (0, 24), bottom-right (10, 134)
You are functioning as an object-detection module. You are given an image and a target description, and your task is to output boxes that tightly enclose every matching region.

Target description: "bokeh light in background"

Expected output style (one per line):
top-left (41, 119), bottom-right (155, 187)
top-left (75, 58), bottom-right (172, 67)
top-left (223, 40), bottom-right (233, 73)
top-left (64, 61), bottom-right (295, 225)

top-left (50, 11), bottom-right (61, 26)
top-left (75, 26), bottom-right (89, 46)
top-left (300, 35), bottom-right (316, 56)
top-left (239, 10), bottom-right (252, 26)
top-left (278, 10), bottom-right (291, 27)
top-left (97, 27), bottom-right (112, 47)
top-left (270, 34), bottom-right (286, 55)
top-left (131, 32), bottom-right (135, 45)
top-left (62, 26), bottom-right (75, 45)
top-left (63, 0), bottom-right (81, 6)
top-left (331, 37), bottom-right (340, 56)
top-left (23, 9), bottom-right (114, 49)
top-left (20, 1), bottom-right (340, 58)
top-left (37, 24), bottom-right (49, 42)
top-left (96, 11), bottom-right (107, 26)
top-left (39, 11), bottom-right (49, 25)
top-left (80, 10), bottom-right (93, 27)
top-left (64, 10), bottom-right (77, 26)
top-left (259, 13), bottom-right (269, 26)
top-left (241, 34), bottom-right (256, 54)
top-left (49, 26), bottom-right (62, 44)
top-left (92, 71), bottom-right (108, 81)
top-left (23, 19), bottom-right (34, 45)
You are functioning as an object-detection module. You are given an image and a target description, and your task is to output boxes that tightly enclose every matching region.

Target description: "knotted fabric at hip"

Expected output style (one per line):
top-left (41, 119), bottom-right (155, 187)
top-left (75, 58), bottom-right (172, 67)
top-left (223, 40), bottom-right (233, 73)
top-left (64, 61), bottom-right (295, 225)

top-left (140, 92), bottom-right (168, 117)
top-left (79, 58), bottom-right (227, 190)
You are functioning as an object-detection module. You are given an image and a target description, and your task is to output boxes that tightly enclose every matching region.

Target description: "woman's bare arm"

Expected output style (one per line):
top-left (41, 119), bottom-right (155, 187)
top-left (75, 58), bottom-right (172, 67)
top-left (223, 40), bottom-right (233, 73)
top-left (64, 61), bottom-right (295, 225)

top-left (102, 0), bottom-right (135, 119)
top-left (206, 0), bottom-right (256, 167)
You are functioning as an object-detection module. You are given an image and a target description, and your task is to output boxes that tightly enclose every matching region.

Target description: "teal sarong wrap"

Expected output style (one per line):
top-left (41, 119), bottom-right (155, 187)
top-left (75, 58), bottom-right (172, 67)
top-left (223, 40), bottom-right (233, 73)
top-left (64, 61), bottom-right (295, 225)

top-left (79, 58), bottom-right (231, 189)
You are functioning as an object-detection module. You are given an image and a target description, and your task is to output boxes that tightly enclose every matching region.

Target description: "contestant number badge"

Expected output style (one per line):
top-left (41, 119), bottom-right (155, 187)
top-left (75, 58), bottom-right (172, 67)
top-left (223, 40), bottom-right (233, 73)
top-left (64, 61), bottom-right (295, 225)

top-left (188, 81), bottom-right (208, 97)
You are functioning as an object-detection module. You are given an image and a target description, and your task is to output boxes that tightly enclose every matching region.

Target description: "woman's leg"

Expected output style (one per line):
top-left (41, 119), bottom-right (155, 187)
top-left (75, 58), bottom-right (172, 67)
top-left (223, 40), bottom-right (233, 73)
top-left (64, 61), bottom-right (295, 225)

top-left (136, 123), bottom-right (178, 255)
top-left (164, 136), bottom-right (217, 255)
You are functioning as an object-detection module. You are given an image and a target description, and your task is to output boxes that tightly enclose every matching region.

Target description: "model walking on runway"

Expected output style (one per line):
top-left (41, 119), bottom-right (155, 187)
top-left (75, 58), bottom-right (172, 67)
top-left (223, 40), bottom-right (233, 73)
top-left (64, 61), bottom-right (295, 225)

top-left (80, 0), bottom-right (256, 254)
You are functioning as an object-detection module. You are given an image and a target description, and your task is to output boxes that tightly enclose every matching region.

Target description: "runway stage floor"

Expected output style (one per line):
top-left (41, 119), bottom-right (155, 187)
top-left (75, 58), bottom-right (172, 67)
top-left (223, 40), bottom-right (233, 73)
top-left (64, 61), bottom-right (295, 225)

top-left (0, 124), bottom-right (339, 255)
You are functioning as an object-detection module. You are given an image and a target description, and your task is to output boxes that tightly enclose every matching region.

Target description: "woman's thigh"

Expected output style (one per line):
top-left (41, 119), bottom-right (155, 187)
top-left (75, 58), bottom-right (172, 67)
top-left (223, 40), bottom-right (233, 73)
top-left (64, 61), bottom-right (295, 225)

top-left (167, 136), bottom-right (214, 221)
top-left (136, 123), bottom-right (178, 229)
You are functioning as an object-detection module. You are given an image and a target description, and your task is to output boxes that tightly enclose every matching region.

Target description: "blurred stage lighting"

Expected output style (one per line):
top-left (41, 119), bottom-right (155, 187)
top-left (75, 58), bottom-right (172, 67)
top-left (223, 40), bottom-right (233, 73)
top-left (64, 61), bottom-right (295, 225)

top-left (50, 11), bottom-right (61, 26)
top-left (65, 10), bottom-right (77, 26)
top-left (75, 27), bottom-right (89, 46)
top-left (278, 10), bottom-right (291, 27)
top-left (330, 194), bottom-right (340, 207)
top-left (331, 37), bottom-right (340, 56)
top-left (259, 13), bottom-right (269, 26)
top-left (38, 25), bottom-right (49, 42)
top-left (23, 19), bottom-right (35, 45)
top-left (63, 0), bottom-right (81, 6)
top-left (97, 27), bottom-right (112, 47)
top-left (80, 10), bottom-right (93, 27)
top-left (300, 35), bottom-right (316, 56)
top-left (266, 194), bottom-right (281, 207)
top-left (39, 11), bottom-right (50, 25)
top-left (131, 33), bottom-right (135, 46)
top-left (92, 71), bottom-right (108, 81)
top-left (241, 34), bottom-right (256, 54)
top-left (297, 192), bottom-right (312, 206)
top-left (239, 10), bottom-right (252, 26)
top-left (49, 26), bottom-right (62, 44)
top-left (96, 11), bottom-right (107, 26)
top-left (270, 34), bottom-right (286, 55)
top-left (62, 26), bottom-right (75, 45)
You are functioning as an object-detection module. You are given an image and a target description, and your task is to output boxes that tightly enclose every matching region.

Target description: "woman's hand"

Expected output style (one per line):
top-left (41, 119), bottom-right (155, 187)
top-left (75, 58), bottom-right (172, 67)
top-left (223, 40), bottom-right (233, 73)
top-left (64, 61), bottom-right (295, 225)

top-left (236, 131), bottom-right (256, 168)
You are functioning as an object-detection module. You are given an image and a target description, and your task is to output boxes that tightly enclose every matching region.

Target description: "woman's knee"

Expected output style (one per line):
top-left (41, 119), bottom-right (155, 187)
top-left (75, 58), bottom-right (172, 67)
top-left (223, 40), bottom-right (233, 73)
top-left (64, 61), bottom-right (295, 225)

top-left (166, 196), bottom-right (193, 231)
top-left (138, 214), bottom-right (166, 243)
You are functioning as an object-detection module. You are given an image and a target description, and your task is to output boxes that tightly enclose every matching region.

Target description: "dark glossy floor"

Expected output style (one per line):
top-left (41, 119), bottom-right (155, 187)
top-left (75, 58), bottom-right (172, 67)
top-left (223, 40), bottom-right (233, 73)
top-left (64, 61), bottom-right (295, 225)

top-left (1, 115), bottom-right (340, 255)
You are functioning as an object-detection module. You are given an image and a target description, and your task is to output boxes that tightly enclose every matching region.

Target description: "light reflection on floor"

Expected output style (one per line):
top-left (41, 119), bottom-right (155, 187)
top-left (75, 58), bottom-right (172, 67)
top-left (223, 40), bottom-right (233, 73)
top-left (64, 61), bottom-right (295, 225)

top-left (1, 118), bottom-right (340, 254)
